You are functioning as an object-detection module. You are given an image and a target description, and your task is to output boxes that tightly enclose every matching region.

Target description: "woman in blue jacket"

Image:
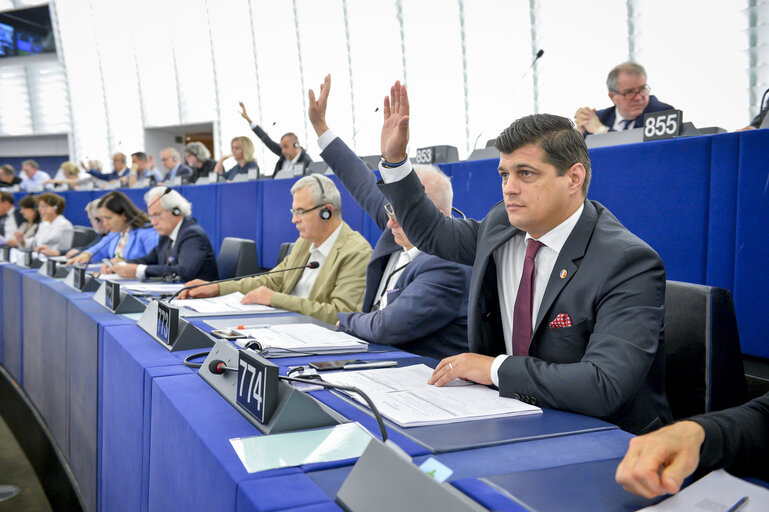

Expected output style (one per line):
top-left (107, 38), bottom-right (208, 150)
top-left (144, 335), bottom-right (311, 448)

top-left (67, 190), bottom-right (158, 264)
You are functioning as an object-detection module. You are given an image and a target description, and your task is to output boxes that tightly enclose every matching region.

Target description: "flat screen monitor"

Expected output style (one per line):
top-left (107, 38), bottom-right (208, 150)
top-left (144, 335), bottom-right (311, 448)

top-left (0, 5), bottom-right (55, 59)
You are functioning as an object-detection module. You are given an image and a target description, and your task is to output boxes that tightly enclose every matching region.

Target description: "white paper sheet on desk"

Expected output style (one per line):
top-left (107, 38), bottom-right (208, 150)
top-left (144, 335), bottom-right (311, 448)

top-left (321, 364), bottom-right (542, 427)
top-left (237, 323), bottom-right (367, 355)
top-left (173, 292), bottom-right (277, 314)
top-left (119, 282), bottom-right (184, 295)
top-left (637, 469), bottom-right (769, 511)
top-left (97, 273), bottom-right (135, 282)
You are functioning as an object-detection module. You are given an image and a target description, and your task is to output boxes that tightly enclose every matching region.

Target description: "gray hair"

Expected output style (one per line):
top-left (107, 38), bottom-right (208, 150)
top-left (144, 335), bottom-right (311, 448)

top-left (290, 174), bottom-right (342, 217)
top-left (22, 159), bottom-right (39, 170)
top-left (185, 141), bottom-right (210, 162)
top-left (606, 61), bottom-right (646, 92)
top-left (144, 186), bottom-right (192, 217)
top-left (161, 147), bottom-right (181, 163)
top-left (413, 164), bottom-right (453, 213)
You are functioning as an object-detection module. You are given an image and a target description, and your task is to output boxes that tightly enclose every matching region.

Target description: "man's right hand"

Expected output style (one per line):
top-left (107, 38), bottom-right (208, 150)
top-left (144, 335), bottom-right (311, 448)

top-left (238, 102), bottom-right (253, 124)
top-left (308, 74), bottom-right (331, 137)
top-left (178, 279), bottom-right (220, 300)
top-left (381, 80), bottom-right (410, 163)
top-left (574, 107), bottom-right (606, 134)
top-left (615, 420), bottom-right (706, 498)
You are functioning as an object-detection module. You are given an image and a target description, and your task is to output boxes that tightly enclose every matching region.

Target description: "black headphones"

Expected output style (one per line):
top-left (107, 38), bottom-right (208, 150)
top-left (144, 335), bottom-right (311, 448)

top-left (293, 141), bottom-right (300, 148)
top-left (312, 175), bottom-right (332, 221)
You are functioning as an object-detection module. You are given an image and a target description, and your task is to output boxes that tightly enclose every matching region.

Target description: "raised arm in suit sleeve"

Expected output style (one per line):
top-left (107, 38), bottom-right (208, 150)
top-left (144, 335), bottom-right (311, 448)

top-left (379, 168), bottom-right (480, 266)
top-left (337, 256), bottom-right (467, 344)
top-left (497, 242), bottom-right (665, 422)
top-left (269, 237), bottom-right (371, 324)
top-left (691, 393), bottom-right (769, 480)
top-left (251, 124), bottom-right (282, 157)
top-left (320, 136), bottom-right (389, 230)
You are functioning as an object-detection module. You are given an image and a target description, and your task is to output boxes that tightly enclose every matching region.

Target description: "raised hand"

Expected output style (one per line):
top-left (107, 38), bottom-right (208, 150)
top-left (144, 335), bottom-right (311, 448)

top-left (308, 74), bottom-right (331, 137)
top-left (381, 81), bottom-right (409, 163)
top-left (239, 102), bottom-right (253, 124)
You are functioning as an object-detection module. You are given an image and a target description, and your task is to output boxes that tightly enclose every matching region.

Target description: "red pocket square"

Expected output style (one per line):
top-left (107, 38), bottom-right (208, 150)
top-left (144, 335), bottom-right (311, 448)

top-left (549, 313), bottom-right (572, 329)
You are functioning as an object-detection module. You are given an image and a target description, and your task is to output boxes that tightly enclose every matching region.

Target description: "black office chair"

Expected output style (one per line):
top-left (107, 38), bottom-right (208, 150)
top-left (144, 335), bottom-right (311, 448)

top-left (71, 226), bottom-right (97, 248)
top-left (664, 280), bottom-right (748, 420)
top-left (276, 242), bottom-right (294, 265)
top-left (217, 237), bottom-right (259, 279)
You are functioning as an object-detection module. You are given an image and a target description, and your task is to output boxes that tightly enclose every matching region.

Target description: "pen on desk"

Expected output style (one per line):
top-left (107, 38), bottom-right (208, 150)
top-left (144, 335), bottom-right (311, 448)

top-left (234, 324), bottom-right (271, 330)
top-left (726, 496), bottom-right (749, 512)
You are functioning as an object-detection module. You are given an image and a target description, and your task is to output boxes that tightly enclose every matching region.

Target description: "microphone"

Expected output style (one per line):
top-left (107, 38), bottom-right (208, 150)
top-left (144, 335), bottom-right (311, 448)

top-left (515, 49), bottom-right (545, 91)
top-left (169, 261), bottom-right (320, 301)
top-left (208, 359), bottom-right (236, 374)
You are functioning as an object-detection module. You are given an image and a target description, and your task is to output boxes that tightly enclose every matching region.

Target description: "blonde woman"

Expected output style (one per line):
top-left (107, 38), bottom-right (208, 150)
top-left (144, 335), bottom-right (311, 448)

top-left (213, 136), bottom-right (260, 181)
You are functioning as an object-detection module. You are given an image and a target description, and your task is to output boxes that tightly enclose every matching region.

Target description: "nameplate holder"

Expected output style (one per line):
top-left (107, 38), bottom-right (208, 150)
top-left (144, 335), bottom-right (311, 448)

top-left (64, 267), bottom-right (100, 292)
top-left (39, 259), bottom-right (68, 279)
top-left (93, 281), bottom-right (145, 313)
top-left (415, 145), bottom-right (459, 164)
top-left (247, 167), bottom-right (258, 180)
top-left (19, 251), bottom-right (42, 269)
top-left (0, 246), bottom-right (10, 262)
top-left (137, 300), bottom-right (213, 352)
top-left (337, 438), bottom-right (485, 512)
top-left (199, 340), bottom-right (346, 434)
top-left (231, 172), bottom-right (250, 183)
top-left (643, 109), bottom-right (683, 141)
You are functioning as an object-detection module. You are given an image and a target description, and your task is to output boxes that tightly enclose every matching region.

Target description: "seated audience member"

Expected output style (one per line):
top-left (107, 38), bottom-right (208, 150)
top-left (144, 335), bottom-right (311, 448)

top-left (378, 81), bottom-right (671, 435)
top-left (159, 148), bottom-right (193, 184)
top-left (45, 161), bottom-right (82, 190)
top-left (0, 192), bottom-right (24, 239)
top-left (87, 153), bottom-right (130, 186)
top-left (0, 165), bottom-right (22, 188)
top-left (184, 142), bottom-right (216, 183)
top-left (239, 101), bottom-right (313, 177)
top-left (5, 195), bottom-right (40, 247)
top-left (213, 136), bottom-right (260, 181)
top-left (616, 392), bottom-right (769, 498)
top-left (38, 199), bottom-right (109, 257)
top-left (31, 193), bottom-right (74, 252)
top-left (574, 62), bottom-right (674, 136)
top-left (128, 152), bottom-right (164, 187)
top-left (308, 75), bottom-right (471, 359)
top-left (19, 160), bottom-right (52, 192)
top-left (740, 101), bottom-right (768, 131)
top-left (67, 190), bottom-right (158, 265)
top-left (102, 187), bottom-right (218, 281)
top-left (179, 174), bottom-right (371, 324)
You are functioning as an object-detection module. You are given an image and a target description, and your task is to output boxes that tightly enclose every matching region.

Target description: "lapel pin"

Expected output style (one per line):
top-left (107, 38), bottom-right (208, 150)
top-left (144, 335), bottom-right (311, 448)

top-left (559, 269), bottom-right (567, 279)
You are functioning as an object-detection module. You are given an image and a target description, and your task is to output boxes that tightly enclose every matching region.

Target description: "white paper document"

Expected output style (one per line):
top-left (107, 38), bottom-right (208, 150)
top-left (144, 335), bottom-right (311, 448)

top-left (321, 364), bottom-right (542, 427)
top-left (173, 292), bottom-right (279, 316)
top-left (637, 469), bottom-right (769, 511)
top-left (236, 323), bottom-right (368, 356)
top-left (119, 282), bottom-right (185, 295)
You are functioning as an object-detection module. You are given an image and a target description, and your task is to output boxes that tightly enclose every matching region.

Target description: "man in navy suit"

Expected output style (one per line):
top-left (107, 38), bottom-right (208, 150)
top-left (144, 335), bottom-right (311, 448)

top-left (307, 75), bottom-right (471, 360)
top-left (102, 187), bottom-right (218, 282)
top-left (575, 62), bottom-right (674, 136)
top-left (378, 81), bottom-right (671, 435)
top-left (159, 148), bottom-right (193, 184)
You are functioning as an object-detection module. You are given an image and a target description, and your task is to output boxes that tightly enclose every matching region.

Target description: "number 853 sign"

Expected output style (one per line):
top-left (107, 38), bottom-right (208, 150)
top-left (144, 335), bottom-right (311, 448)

top-left (643, 109), bottom-right (683, 141)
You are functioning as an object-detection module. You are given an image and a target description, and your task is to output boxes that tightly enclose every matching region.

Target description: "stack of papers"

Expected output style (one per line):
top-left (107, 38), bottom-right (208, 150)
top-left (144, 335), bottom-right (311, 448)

top-left (322, 364), bottom-right (542, 427)
top-left (173, 292), bottom-right (279, 316)
top-left (234, 323), bottom-right (368, 357)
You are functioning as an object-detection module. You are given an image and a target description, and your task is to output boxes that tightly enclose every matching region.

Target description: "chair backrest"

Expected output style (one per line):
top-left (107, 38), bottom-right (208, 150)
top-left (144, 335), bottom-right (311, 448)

top-left (217, 237), bottom-right (259, 279)
top-left (664, 280), bottom-right (748, 420)
top-left (276, 242), bottom-right (294, 265)
top-left (71, 226), bottom-right (97, 248)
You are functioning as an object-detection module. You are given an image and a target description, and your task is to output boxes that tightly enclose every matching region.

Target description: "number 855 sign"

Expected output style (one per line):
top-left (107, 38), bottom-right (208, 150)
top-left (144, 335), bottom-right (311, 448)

top-left (643, 109), bottom-right (682, 141)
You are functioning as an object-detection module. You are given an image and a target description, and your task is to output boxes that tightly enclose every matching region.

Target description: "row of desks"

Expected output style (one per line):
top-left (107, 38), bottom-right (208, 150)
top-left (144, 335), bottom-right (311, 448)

top-left (0, 263), bottom-right (663, 511)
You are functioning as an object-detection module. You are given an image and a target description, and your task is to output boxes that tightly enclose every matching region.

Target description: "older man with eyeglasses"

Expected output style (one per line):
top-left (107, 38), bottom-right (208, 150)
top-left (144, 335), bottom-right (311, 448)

top-left (574, 61), bottom-right (674, 136)
top-left (180, 173), bottom-right (371, 324)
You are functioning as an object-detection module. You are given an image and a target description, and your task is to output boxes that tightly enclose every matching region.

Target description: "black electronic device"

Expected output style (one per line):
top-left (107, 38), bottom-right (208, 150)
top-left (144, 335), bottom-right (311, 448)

top-left (136, 300), bottom-right (214, 352)
top-left (93, 281), bottom-right (145, 314)
top-left (0, 246), bottom-right (10, 262)
top-left (39, 259), bottom-right (68, 278)
top-left (64, 266), bottom-right (100, 292)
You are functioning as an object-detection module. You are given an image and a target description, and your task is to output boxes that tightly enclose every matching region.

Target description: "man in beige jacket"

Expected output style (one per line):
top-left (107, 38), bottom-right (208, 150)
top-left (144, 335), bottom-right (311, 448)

top-left (180, 174), bottom-right (371, 324)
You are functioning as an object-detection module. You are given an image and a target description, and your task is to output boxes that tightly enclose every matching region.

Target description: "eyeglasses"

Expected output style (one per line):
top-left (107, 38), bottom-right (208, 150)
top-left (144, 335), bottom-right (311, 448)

top-left (289, 204), bottom-right (324, 219)
top-left (384, 203), bottom-right (396, 221)
top-left (611, 84), bottom-right (651, 99)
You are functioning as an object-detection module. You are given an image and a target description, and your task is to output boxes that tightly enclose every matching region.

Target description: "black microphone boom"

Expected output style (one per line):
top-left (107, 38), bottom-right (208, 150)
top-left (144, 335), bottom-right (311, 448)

top-left (169, 261), bottom-right (320, 301)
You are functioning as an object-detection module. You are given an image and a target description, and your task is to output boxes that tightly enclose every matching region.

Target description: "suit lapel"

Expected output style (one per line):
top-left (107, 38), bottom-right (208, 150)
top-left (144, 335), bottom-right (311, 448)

top-left (533, 201), bottom-right (597, 334)
top-left (283, 246), bottom-right (310, 293)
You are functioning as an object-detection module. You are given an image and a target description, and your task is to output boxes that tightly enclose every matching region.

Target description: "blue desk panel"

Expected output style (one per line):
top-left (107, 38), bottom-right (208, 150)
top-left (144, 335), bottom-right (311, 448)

top-left (236, 474), bottom-right (337, 512)
top-left (218, 181), bottom-right (260, 261)
top-left (148, 373), bottom-right (302, 512)
top-left (259, 178), bottom-right (300, 268)
top-left (100, 324), bottom-right (194, 512)
top-left (468, 457), bottom-right (662, 512)
top-left (2, 264), bottom-right (39, 384)
top-left (59, 189), bottom-right (96, 226)
top-left (66, 297), bottom-right (135, 512)
top-left (307, 428), bottom-right (634, 501)
top-left (181, 183), bottom-right (219, 253)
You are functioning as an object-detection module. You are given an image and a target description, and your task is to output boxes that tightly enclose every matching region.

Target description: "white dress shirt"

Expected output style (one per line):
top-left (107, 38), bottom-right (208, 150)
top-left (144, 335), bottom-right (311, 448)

top-left (289, 222), bottom-right (343, 299)
top-left (1, 207), bottom-right (19, 239)
top-left (612, 111), bottom-right (633, 131)
top-left (135, 218), bottom-right (182, 280)
top-left (489, 204), bottom-right (583, 385)
top-left (33, 214), bottom-right (74, 251)
top-left (374, 246), bottom-right (421, 310)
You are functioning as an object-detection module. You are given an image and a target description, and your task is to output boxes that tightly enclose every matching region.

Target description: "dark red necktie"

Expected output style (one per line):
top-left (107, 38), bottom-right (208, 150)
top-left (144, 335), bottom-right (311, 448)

top-left (513, 239), bottom-right (543, 356)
